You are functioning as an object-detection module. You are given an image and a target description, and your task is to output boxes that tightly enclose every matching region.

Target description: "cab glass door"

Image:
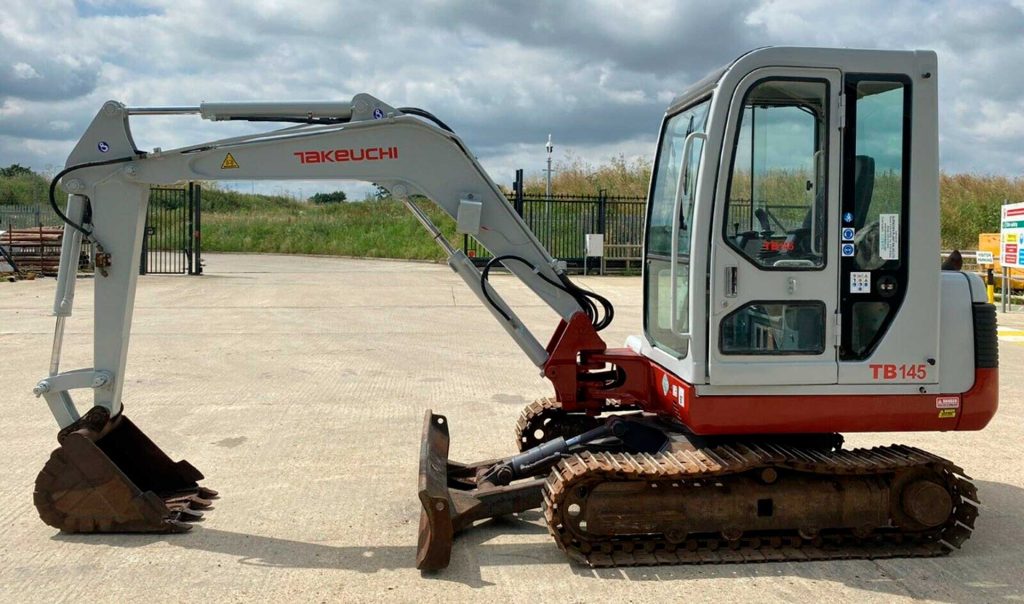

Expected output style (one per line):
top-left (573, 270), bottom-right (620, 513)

top-left (709, 69), bottom-right (841, 386)
top-left (643, 99), bottom-right (710, 357)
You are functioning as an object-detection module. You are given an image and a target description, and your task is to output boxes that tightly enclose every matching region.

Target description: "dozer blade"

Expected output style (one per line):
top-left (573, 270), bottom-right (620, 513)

top-left (417, 411), bottom-right (455, 570)
top-left (34, 406), bottom-right (216, 533)
top-left (416, 410), bottom-right (546, 571)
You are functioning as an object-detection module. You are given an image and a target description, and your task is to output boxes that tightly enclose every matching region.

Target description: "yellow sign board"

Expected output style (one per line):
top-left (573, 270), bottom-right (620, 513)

top-left (220, 153), bottom-right (240, 169)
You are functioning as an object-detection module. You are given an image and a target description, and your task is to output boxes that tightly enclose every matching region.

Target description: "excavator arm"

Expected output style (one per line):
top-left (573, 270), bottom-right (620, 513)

top-left (33, 95), bottom-right (636, 569)
top-left (41, 95), bottom-right (601, 427)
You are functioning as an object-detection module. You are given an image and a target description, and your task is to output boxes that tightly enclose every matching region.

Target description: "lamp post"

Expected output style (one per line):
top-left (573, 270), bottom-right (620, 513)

top-left (544, 134), bottom-right (553, 198)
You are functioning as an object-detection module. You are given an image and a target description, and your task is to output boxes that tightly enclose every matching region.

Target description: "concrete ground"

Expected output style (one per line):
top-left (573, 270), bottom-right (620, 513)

top-left (1, 253), bottom-right (1022, 603)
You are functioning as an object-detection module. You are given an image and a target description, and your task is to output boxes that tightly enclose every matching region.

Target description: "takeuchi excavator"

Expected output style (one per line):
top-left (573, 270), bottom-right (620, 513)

top-left (34, 47), bottom-right (997, 570)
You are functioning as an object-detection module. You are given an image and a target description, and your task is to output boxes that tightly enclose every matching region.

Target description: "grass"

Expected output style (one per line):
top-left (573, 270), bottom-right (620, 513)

top-left (200, 195), bottom-right (459, 260)
top-left (941, 173), bottom-right (1024, 250)
top-left (4, 163), bottom-right (1024, 257)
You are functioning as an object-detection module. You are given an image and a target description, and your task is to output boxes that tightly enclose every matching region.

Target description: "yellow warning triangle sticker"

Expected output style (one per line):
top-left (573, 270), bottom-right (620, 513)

top-left (220, 153), bottom-right (240, 169)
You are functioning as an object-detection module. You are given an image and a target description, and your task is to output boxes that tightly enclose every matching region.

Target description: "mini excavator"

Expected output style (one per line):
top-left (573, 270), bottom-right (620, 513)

top-left (34, 47), bottom-right (997, 570)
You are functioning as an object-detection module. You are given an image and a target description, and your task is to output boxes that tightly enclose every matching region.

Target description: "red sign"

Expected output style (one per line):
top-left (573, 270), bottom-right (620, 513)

top-left (869, 363), bottom-right (928, 381)
top-left (294, 147), bottom-right (399, 164)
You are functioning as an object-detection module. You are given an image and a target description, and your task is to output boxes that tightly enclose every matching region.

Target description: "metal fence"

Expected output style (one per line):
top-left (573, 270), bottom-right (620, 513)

top-left (1, 184), bottom-right (201, 276)
top-left (142, 184), bottom-right (202, 275)
top-left (0, 204), bottom-right (63, 229)
top-left (463, 191), bottom-right (647, 271)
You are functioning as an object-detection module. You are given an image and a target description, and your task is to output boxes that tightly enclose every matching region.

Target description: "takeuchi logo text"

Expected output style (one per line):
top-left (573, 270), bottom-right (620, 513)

top-left (293, 147), bottom-right (399, 164)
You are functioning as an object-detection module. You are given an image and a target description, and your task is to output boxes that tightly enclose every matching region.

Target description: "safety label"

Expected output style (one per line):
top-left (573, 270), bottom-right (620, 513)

top-left (938, 409), bottom-right (957, 419)
top-left (879, 214), bottom-right (899, 260)
top-left (842, 227), bottom-right (855, 241)
top-left (841, 243), bottom-right (855, 257)
top-left (935, 396), bottom-right (960, 409)
top-left (850, 271), bottom-right (871, 293)
top-left (221, 153), bottom-right (240, 169)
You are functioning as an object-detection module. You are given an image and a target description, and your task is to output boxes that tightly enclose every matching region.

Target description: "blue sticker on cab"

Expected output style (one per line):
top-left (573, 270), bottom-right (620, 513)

top-left (842, 227), bottom-right (855, 241)
top-left (841, 243), bottom-right (855, 257)
top-left (843, 211), bottom-right (854, 224)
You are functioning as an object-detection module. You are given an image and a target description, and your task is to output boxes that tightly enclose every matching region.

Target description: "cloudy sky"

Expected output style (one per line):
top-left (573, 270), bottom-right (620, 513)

top-left (1, 0), bottom-right (1022, 198)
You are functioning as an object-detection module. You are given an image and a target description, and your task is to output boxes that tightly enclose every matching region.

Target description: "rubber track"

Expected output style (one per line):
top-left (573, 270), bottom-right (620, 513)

top-left (543, 444), bottom-right (979, 567)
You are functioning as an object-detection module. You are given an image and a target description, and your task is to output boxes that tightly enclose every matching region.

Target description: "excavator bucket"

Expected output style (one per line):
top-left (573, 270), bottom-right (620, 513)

top-left (34, 406), bottom-right (216, 533)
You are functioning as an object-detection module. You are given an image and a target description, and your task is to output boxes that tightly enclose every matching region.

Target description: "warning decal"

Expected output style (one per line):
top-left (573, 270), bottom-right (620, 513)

top-left (879, 214), bottom-right (899, 260)
top-left (221, 153), bottom-right (240, 169)
top-left (938, 409), bottom-right (957, 419)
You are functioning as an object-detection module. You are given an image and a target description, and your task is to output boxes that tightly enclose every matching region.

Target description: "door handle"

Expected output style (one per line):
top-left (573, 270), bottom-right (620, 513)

top-left (725, 266), bottom-right (738, 298)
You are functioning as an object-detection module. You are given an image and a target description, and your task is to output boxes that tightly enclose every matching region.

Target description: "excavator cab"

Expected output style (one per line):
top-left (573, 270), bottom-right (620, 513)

top-left (635, 48), bottom-right (995, 433)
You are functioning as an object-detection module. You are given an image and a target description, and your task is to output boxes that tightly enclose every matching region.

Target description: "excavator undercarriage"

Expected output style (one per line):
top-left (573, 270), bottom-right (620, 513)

top-left (417, 400), bottom-right (979, 570)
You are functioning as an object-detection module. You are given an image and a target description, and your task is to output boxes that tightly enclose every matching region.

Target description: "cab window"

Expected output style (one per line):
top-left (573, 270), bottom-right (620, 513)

top-left (724, 79), bottom-right (829, 270)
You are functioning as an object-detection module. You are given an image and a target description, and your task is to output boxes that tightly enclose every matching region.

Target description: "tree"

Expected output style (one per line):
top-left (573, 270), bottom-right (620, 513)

top-left (0, 164), bottom-right (34, 178)
top-left (309, 190), bottom-right (347, 204)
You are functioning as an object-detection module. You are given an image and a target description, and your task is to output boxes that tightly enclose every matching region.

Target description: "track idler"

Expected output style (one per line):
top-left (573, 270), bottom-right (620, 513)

top-left (34, 405), bottom-right (216, 533)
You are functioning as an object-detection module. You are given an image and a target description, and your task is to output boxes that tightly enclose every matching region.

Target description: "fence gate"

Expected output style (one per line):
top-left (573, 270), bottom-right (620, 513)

top-left (141, 183), bottom-right (202, 275)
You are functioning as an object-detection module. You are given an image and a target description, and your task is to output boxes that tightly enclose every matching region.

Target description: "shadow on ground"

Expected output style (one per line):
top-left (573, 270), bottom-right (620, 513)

top-left (53, 481), bottom-right (1024, 599)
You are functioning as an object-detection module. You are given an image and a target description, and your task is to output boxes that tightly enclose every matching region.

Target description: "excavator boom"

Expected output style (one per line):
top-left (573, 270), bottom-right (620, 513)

top-left (35, 93), bottom-right (623, 566)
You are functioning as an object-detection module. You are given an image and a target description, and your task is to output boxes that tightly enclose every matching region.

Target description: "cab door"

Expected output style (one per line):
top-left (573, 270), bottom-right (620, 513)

top-left (708, 68), bottom-right (842, 386)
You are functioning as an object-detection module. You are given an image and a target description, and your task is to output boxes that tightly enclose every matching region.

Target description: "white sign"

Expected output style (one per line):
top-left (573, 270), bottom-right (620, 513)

top-left (879, 214), bottom-right (900, 261)
top-left (1001, 202), bottom-right (1024, 269)
top-left (850, 271), bottom-right (871, 294)
top-left (975, 250), bottom-right (994, 265)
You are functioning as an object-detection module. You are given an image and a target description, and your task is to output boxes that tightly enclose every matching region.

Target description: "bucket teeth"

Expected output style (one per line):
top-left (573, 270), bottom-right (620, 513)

top-left (34, 407), bottom-right (215, 534)
top-left (168, 505), bottom-right (205, 522)
top-left (163, 492), bottom-right (214, 509)
top-left (196, 486), bottom-right (220, 500)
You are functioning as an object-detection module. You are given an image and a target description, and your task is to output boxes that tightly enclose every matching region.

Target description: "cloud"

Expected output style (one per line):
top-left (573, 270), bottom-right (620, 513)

top-left (0, 0), bottom-right (1021, 194)
top-left (0, 42), bottom-right (100, 102)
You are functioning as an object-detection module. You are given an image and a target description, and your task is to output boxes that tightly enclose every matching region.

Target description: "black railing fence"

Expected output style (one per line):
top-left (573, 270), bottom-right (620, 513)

top-left (463, 190), bottom-right (647, 271)
top-left (141, 184), bottom-right (202, 275)
top-left (1, 185), bottom-right (201, 276)
top-left (462, 180), bottom-right (815, 273)
top-left (0, 204), bottom-right (65, 229)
